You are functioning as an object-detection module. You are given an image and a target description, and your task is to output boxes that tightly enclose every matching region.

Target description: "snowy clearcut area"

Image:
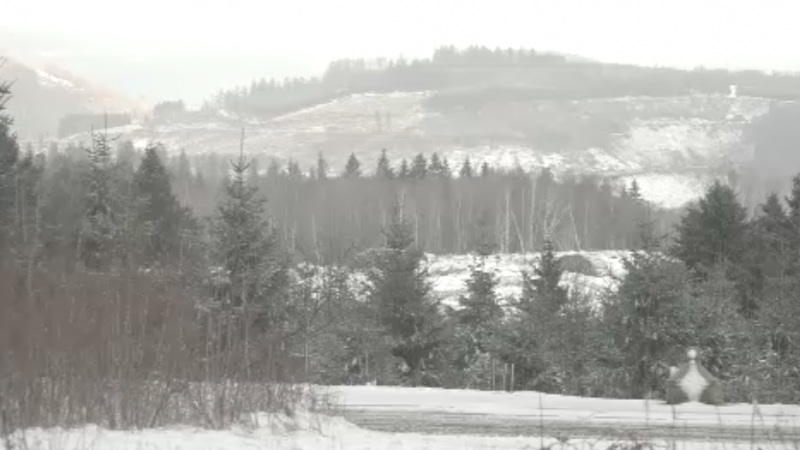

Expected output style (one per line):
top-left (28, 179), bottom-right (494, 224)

top-left (56, 91), bottom-right (779, 209)
top-left (425, 250), bottom-right (627, 309)
top-left (5, 386), bottom-right (800, 450)
top-left (302, 250), bottom-right (627, 310)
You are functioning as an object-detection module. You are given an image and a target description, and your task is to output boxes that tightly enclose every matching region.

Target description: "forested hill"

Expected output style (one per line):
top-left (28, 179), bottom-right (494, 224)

top-left (209, 45), bottom-right (800, 116)
top-left (54, 46), bottom-right (800, 209)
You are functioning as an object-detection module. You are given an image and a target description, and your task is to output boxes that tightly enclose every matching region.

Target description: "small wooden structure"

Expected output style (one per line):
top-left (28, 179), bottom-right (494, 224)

top-left (665, 348), bottom-right (724, 405)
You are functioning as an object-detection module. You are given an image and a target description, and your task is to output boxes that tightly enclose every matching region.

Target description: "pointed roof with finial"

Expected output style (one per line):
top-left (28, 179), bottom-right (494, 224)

top-left (667, 347), bottom-right (719, 384)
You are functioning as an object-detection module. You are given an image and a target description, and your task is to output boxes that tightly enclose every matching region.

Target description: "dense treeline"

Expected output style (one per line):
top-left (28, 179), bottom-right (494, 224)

top-left (2, 79), bottom-right (800, 436)
top-left (209, 45), bottom-right (800, 117)
top-left (161, 148), bottom-right (674, 258)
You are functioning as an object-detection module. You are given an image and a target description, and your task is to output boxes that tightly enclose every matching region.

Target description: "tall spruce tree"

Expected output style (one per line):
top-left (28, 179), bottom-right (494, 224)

top-left (343, 153), bottom-right (361, 178)
top-left (80, 131), bottom-right (119, 271)
top-left (0, 75), bottom-right (19, 251)
top-left (211, 150), bottom-right (290, 338)
top-left (367, 195), bottom-right (442, 386)
top-left (375, 149), bottom-right (394, 179)
top-left (604, 219), bottom-right (689, 398)
top-left (131, 144), bottom-right (184, 267)
top-left (410, 153), bottom-right (428, 180)
top-left (458, 157), bottom-right (473, 179)
top-left (315, 151), bottom-right (329, 181)
top-left (397, 158), bottom-right (410, 179)
top-left (672, 180), bottom-right (748, 274)
top-left (458, 211), bottom-right (502, 354)
top-left (521, 238), bottom-right (568, 316)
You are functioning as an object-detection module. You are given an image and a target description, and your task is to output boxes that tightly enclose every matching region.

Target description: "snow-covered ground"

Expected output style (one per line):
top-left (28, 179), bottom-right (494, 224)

top-left (426, 251), bottom-right (627, 309)
top-left (5, 386), bottom-right (799, 450)
top-left (333, 385), bottom-right (800, 424)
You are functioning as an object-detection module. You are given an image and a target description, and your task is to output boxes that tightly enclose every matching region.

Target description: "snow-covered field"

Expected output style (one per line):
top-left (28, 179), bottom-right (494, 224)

top-left (54, 91), bottom-right (780, 208)
top-left (5, 386), bottom-right (799, 450)
top-left (426, 250), bottom-right (627, 309)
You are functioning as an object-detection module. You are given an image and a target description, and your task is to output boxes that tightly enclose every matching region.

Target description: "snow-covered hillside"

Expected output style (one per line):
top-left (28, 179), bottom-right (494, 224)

top-left (56, 91), bottom-right (781, 208)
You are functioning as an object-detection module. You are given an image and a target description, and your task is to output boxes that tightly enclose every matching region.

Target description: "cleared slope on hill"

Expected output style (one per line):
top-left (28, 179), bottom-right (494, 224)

top-left (59, 91), bottom-right (776, 207)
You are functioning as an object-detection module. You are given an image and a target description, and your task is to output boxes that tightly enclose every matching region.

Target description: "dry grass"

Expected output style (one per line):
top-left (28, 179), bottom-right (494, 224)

top-left (0, 262), bottom-right (326, 445)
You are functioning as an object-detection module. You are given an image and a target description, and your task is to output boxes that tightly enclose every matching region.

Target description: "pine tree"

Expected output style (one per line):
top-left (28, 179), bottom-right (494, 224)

top-left (459, 158), bottom-right (473, 179)
top-left (131, 144), bottom-right (184, 267)
top-left (286, 159), bottom-right (304, 181)
top-left (366, 195), bottom-right (442, 386)
top-left (375, 149), bottom-right (394, 179)
top-left (410, 153), bottom-right (428, 179)
top-left (429, 153), bottom-right (451, 179)
top-left (784, 174), bottom-right (800, 272)
top-left (458, 211), bottom-right (502, 350)
top-left (397, 159), bottom-right (410, 179)
top-left (520, 238), bottom-right (568, 316)
top-left (343, 153), bottom-right (361, 178)
top-left (211, 150), bottom-right (290, 335)
top-left (266, 158), bottom-right (281, 179)
top-left (604, 219), bottom-right (690, 398)
top-left (672, 180), bottom-right (748, 274)
top-left (440, 157), bottom-right (452, 179)
top-left (0, 76), bottom-right (19, 251)
top-left (316, 151), bottom-right (329, 181)
top-left (12, 148), bottom-right (44, 263)
top-left (80, 131), bottom-right (119, 271)
top-left (629, 179), bottom-right (642, 201)
top-left (480, 161), bottom-right (492, 178)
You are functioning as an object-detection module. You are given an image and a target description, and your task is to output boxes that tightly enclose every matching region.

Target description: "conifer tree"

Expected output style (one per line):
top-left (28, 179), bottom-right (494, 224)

top-left (266, 158), bottom-right (281, 179)
top-left (604, 219), bottom-right (689, 398)
top-left (480, 161), bottom-right (491, 178)
top-left (13, 149), bottom-right (44, 257)
top-left (457, 211), bottom-right (502, 354)
top-left (520, 238), bottom-right (568, 316)
top-left (374, 149), bottom-right (394, 179)
top-left (397, 158), bottom-right (410, 179)
top-left (0, 76), bottom-right (19, 250)
top-left (366, 195), bottom-right (442, 386)
top-left (459, 157), bottom-right (473, 179)
top-left (429, 153), bottom-right (451, 179)
top-left (286, 159), bottom-right (304, 181)
top-left (316, 151), bottom-right (329, 181)
top-left (629, 178), bottom-right (642, 201)
top-left (672, 180), bottom-right (748, 274)
top-left (747, 193), bottom-right (791, 283)
top-left (131, 144), bottom-right (184, 267)
top-left (80, 131), bottom-right (119, 271)
top-left (343, 153), bottom-right (361, 178)
top-left (211, 150), bottom-right (290, 342)
top-left (410, 153), bottom-right (428, 179)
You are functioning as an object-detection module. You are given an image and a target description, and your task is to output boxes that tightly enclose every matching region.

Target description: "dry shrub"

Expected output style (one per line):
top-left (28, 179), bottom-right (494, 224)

top-left (0, 263), bottom-right (316, 434)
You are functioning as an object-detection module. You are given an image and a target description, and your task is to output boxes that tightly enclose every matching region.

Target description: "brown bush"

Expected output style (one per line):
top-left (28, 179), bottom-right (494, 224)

top-left (0, 263), bottom-right (314, 433)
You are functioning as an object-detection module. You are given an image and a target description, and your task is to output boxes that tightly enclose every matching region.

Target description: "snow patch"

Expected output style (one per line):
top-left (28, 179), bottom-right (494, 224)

top-left (617, 173), bottom-right (712, 209)
top-left (426, 251), bottom-right (627, 309)
top-left (35, 69), bottom-right (77, 90)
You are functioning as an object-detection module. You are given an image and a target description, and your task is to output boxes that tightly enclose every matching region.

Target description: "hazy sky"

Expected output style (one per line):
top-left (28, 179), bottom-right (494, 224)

top-left (2, 0), bottom-right (798, 107)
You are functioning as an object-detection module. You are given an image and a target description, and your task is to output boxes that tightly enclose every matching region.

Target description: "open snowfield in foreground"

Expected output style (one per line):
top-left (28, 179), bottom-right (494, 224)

top-left (4, 386), bottom-right (800, 450)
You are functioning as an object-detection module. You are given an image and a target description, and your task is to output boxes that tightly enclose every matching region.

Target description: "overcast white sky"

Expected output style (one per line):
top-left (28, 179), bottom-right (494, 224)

top-left (1, 0), bottom-right (798, 106)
